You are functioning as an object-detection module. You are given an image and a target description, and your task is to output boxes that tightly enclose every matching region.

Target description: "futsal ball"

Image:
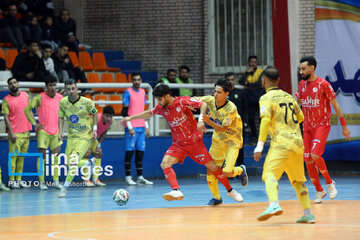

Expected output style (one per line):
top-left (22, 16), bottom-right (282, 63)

top-left (113, 189), bottom-right (130, 206)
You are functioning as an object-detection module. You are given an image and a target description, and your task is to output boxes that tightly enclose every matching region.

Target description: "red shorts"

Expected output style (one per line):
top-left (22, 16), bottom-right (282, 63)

top-left (164, 139), bottom-right (213, 165)
top-left (303, 125), bottom-right (330, 161)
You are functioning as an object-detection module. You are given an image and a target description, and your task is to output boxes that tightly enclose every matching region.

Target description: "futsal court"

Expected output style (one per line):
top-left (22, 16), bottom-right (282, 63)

top-left (0, 176), bottom-right (359, 240)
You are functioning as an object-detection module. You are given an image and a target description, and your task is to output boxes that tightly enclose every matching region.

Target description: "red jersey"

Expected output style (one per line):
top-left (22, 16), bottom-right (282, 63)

top-left (150, 96), bottom-right (203, 146)
top-left (295, 76), bottom-right (336, 130)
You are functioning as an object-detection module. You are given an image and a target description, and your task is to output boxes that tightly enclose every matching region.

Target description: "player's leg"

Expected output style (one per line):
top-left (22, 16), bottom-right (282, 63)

top-left (135, 130), bottom-right (152, 185)
top-left (257, 148), bottom-right (285, 221)
top-left (82, 146), bottom-right (95, 187)
top-left (37, 130), bottom-right (50, 190)
top-left (223, 146), bottom-right (248, 187)
top-left (207, 142), bottom-right (224, 205)
top-left (92, 144), bottom-right (105, 187)
top-left (160, 150), bottom-right (183, 201)
top-left (8, 136), bottom-right (18, 188)
top-left (311, 125), bottom-right (337, 199)
top-left (17, 137), bottom-right (30, 188)
top-left (0, 157), bottom-right (10, 191)
top-left (49, 131), bottom-right (63, 189)
top-left (124, 128), bottom-right (136, 185)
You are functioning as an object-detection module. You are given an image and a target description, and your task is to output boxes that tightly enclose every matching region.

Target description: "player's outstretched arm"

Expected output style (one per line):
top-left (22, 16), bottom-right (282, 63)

top-left (120, 110), bottom-right (153, 124)
top-left (330, 98), bottom-right (351, 140)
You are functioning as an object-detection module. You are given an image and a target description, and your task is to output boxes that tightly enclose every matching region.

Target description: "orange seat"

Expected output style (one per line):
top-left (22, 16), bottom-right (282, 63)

top-left (100, 73), bottom-right (115, 93)
top-left (145, 95), bottom-right (149, 110)
top-left (0, 49), bottom-right (5, 60)
top-left (6, 49), bottom-right (18, 69)
top-left (114, 73), bottom-right (128, 93)
top-left (30, 88), bottom-right (43, 93)
top-left (94, 95), bottom-right (108, 113)
top-left (92, 52), bottom-right (120, 72)
top-left (83, 95), bottom-right (93, 100)
top-left (127, 73), bottom-right (132, 82)
top-left (87, 73), bottom-right (100, 91)
top-left (79, 52), bottom-right (94, 71)
top-left (109, 95), bottom-right (123, 115)
top-left (68, 51), bottom-right (80, 68)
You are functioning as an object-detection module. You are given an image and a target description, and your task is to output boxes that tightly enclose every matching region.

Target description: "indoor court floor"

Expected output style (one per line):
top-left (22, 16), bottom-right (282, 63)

top-left (0, 176), bottom-right (359, 239)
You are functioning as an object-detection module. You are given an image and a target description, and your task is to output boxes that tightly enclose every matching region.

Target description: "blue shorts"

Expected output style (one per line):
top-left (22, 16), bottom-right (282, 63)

top-left (125, 127), bottom-right (146, 151)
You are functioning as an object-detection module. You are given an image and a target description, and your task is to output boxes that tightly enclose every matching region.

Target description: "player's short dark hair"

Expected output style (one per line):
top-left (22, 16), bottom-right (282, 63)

top-left (215, 79), bottom-right (232, 93)
top-left (153, 83), bottom-right (171, 97)
top-left (7, 77), bottom-right (17, 84)
top-left (262, 66), bottom-right (279, 81)
top-left (300, 56), bottom-right (317, 69)
top-left (224, 72), bottom-right (235, 79)
top-left (58, 43), bottom-right (69, 50)
top-left (131, 72), bottom-right (141, 80)
top-left (248, 55), bottom-right (257, 62)
top-left (103, 105), bottom-right (115, 115)
top-left (167, 69), bottom-right (176, 75)
top-left (64, 79), bottom-right (77, 86)
top-left (179, 65), bottom-right (190, 72)
top-left (27, 40), bottom-right (38, 47)
top-left (41, 44), bottom-right (52, 50)
top-left (44, 75), bottom-right (57, 85)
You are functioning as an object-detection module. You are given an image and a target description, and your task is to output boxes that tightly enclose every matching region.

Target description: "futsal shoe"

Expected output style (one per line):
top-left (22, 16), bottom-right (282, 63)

top-left (19, 181), bottom-right (30, 188)
top-left (227, 189), bottom-right (243, 202)
top-left (53, 181), bottom-right (62, 190)
top-left (327, 181), bottom-right (338, 199)
top-left (207, 198), bottom-right (223, 206)
top-left (9, 181), bottom-right (20, 189)
top-left (137, 176), bottom-right (153, 185)
top-left (125, 176), bottom-right (137, 185)
top-left (85, 180), bottom-right (95, 187)
top-left (314, 190), bottom-right (327, 204)
top-left (39, 182), bottom-right (48, 190)
top-left (58, 186), bottom-right (67, 198)
top-left (257, 205), bottom-right (283, 221)
top-left (93, 179), bottom-right (106, 187)
top-left (0, 182), bottom-right (10, 191)
top-left (296, 214), bottom-right (316, 224)
top-left (163, 190), bottom-right (184, 201)
top-left (239, 165), bottom-right (249, 187)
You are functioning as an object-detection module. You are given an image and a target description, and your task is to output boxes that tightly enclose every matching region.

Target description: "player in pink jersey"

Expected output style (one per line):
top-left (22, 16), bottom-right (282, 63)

top-left (121, 84), bottom-right (243, 202)
top-left (25, 75), bottom-right (63, 190)
top-left (83, 106), bottom-right (114, 187)
top-left (2, 77), bottom-right (32, 189)
top-left (296, 56), bottom-right (351, 204)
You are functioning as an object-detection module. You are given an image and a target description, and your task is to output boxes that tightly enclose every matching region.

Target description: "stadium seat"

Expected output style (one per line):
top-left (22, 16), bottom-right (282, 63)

top-left (145, 95), bottom-right (149, 110)
top-left (83, 95), bottom-right (93, 100)
top-left (109, 95), bottom-right (123, 115)
top-left (100, 73), bottom-right (116, 93)
top-left (127, 73), bottom-right (132, 82)
top-left (79, 52), bottom-right (94, 71)
top-left (114, 73), bottom-right (128, 93)
top-left (6, 49), bottom-right (18, 69)
top-left (87, 73), bottom-right (100, 91)
top-left (68, 51), bottom-right (80, 68)
top-left (92, 52), bottom-right (120, 72)
top-left (0, 49), bottom-right (5, 60)
top-left (94, 94), bottom-right (108, 113)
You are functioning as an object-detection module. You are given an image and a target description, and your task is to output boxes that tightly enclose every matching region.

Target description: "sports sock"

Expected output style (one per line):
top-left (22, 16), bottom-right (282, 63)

top-left (124, 151), bottom-right (134, 176)
top-left (15, 156), bottom-right (24, 181)
top-left (292, 181), bottom-right (311, 210)
top-left (92, 158), bottom-right (102, 180)
top-left (81, 158), bottom-right (91, 180)
top-left (314, 157), bottom-right (332, 185)
top-left (231, 166), bottom-right (243, 177)
top-left (265, 176), bottom-right (279, 202)
top-left (163, 167), bottom-right (179, 190)
top-left (212, 167), bottom-right (231, 191)
top-left (305, 162), bottom-right (323, 192)
top-left (135, 150), bottom-right (144, 177)
top-left (37, 156), bottom-right (45, 182)
top-left (52, 154), bottom-right (59, 181)
top-left (206, 174), bottom-right (220, 200)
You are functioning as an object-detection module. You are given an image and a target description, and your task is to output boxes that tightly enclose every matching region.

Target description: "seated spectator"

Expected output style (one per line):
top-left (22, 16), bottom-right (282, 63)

top-left (54, 9), bottom-right (79, 54)
top-left (18, 0), bottom-right (54, 23)
top-left (2, 4), bottom-right (25, 50)
top-left (158, 69), bottom-right (179, 96)
top-left (51, 44), bottom-right (87, 83)
top-left (41, 16), bottom-right (58, 50)
top-left (11, 40), bottom-right (46, 82)
top-left (42, 44), bottom-right (57, 80)
top-left (175, 65), bottom-right (194, 96)
top-left (22, 16), bottom-right (42, 43)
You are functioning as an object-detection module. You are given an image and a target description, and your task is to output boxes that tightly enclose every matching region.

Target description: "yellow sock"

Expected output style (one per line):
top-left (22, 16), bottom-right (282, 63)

top-left (82, 158), bottom-right (91, 180)
top-left (292, 182), bottom-right (311, 210)
top-left (9, 156), bottom-right (16, 181)
top-left (15, 156), bottom-right (24, 181)
top-left (65, 159), bottom-right (90, 183)
top-left (37, 156), bottom-right (45, 182)
top-left (265, 176), bottom-right (279, 202)
top-left (92, 158), bottom-right (101, 180)
top-left (207, 174), bottom-right (221, 200)
top-left (231, 166), bottom-right (243, 177)
top-left (52, 154), bottom-right (59, 181)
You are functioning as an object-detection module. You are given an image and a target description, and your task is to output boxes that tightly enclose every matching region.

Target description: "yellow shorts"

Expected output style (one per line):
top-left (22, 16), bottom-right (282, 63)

top-left (37, 130), bottom-right (63, 150)
top-left (8, 132), bottom-right (30, 153)
top-left (209, 139), bottom-right (239, 173)
top-left (65, 138), bottom-right (92, 166)
top-left (262, 147), bottom-right (306, 183)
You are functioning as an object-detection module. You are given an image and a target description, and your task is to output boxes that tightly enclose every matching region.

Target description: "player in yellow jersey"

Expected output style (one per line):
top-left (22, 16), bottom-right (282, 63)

top-left (197, 79), bottom-right (248, 206)
top-left (57, 79), bottom-right (98, 198)
top-left (253, 66), bottom-right (315, 223)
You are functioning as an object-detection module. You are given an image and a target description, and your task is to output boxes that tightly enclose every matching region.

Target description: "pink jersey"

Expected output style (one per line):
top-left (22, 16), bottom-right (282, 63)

top-left (127, 87), bottom-right (146, 128)
top-left (38, 92), bottom-right (63, 135)
top-left (4, 91), bottom-right (32, 134)
top-left (97, 112), bottom-right (112, 136)
top-left (150, 96), bottom-right (203, 146)
top-left (295, 76), bottom-right (336, 131)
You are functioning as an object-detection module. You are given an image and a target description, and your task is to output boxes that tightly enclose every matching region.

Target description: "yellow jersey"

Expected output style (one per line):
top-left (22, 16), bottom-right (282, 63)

top-left (197, 96), bottom-right (243, 148)
top-left (259, 88), bottom-right (304, 152)
top-left (58, 96), bottom-right (97, 140)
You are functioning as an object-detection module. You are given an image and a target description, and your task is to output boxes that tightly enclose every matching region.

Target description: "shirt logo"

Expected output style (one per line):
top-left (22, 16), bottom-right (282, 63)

top-left (302, 88), bottom-right (305, 92)
top-left (70, 115), bottom-right (79, 123)
top-left (215, 119), bottom-right (221, 125)
top-left (234, 94), bottom-right (238, 99)
top-left (313, 87), bottom-right (318, 92)
top-left (302, 97), bottom-right (320, 107)
top-left (260, 106), bottom-right (266, 114)
top-left (176, 107), bottom-right (181, 112)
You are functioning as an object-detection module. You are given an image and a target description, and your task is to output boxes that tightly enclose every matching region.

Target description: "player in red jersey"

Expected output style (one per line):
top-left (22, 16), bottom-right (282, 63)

top-left (296, 56), bottom-right (351, 204)
top-left (121, 84), bottom-right (243, 202)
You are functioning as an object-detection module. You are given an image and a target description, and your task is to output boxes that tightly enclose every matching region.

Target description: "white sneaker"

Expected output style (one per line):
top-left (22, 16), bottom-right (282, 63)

top-left (58, 186), bottom-right (67, 198)
top-left (9, 181), bottom-right (20, 189)
top-left (125, 176), bottom-right (137, 185)
top-left (163, 190), bottom-right (184, 201)
top-left (93, 179), bottom-right (106, 187)
top-left (39, 182), bottom-right (48, 190)
top-left (137, 176), bottom-right (153, 185)
top-left (327, 181), bottom-right (338, 200)
top-left (314, 190), bottom-right (327, 204)
top-left (85, 180), bottom-right (95, 187)
top-left (19, 181), bottom-right (30, 188)
top-left (0, 182), bottom-right (10, 191)
top-left (227, 189), bottom-right (243, 202)
top-left (53, 181), bottom-right (62, 190)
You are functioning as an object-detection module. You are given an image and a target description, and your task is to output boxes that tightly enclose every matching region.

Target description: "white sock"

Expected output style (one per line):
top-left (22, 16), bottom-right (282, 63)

top-left (269, 201), bottom-right (279, 208)
top-left (304, 208), bottom-right (312, 216)
top-left (64, 180), bottom-right (71, 188)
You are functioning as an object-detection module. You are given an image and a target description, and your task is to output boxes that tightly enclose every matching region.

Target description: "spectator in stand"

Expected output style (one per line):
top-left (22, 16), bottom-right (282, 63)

top-left (22, 15), bottom-right (42, 43)
top-left (42, 44), bottom-right (57, 80)
top-left (51, 44), bottom-right (87, 83)
top-left (239, 56), bottom-right (265, 144)
top-left (54, 9), bottom-right (79, 54)
top-left (41, 16), bottom-right (58, 51)
top-left (18, 0), bottom-right (54, 23)
top-left (0, 9), bottom-right (22, 50)
top-left (3, 4), bottom-right (25, 50)
top-left (176, 65), bottom-right (194, 96)
top-left (158, 69), bottom-right (179, 96)
top-left (11, 40), bottom-right (46, 82)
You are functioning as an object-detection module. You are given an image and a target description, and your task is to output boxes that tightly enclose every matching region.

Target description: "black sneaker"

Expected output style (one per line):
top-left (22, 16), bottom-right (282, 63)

top-left (239, 165), bottom-right (248, 187)
top-left (207, 198), bottom-right (223, 206)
